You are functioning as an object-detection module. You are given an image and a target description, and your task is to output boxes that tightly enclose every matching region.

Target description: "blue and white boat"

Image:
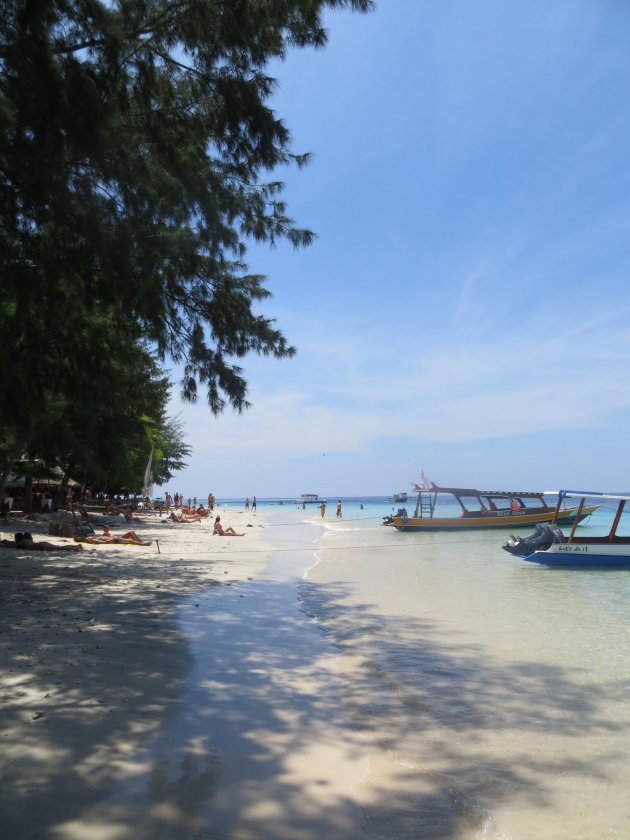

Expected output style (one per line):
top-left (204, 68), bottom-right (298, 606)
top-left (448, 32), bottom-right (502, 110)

top-left (503, 490), bottom-right (630, 566)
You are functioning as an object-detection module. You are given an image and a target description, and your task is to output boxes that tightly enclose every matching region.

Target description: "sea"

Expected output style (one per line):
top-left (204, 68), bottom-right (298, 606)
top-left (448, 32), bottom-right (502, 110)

top-left (175, 493), bottom-right (630, 838)
top-left (224, 494), bottom-right (630, 840)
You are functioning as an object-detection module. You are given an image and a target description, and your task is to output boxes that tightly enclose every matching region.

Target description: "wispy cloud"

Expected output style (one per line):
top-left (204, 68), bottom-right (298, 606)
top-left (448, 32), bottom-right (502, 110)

top-left (166, 1), bottom-right (630, 495)
top-left (172, 302), bottom-right (630, 466)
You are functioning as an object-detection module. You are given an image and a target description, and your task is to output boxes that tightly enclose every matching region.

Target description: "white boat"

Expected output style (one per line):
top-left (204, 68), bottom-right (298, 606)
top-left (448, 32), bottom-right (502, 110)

top-left (503, 490), bottom-right (630, 566)
top-left (297, 493), bottom-right (320, 505)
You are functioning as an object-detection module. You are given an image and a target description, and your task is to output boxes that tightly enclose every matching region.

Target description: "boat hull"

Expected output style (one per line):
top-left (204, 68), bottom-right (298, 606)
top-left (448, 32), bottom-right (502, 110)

top-left (386, 505), bottom-right (598, 531)
top-left (522, 543), bottom-right (630, 567)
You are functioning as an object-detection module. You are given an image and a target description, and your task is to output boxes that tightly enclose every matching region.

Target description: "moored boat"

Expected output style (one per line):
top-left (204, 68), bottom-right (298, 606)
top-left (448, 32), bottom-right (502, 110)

top-left (503, 490), bottom-right (630, 566)
top-left (382, 483), bottom-right (599, 531)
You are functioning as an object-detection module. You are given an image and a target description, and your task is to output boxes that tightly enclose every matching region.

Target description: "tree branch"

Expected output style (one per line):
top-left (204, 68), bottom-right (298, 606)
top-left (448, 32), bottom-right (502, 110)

top-left (52, 2), bottom-right (190, 56)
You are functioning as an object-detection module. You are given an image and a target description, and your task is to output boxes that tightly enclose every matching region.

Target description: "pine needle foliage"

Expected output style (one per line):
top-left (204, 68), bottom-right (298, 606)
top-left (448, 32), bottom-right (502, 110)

top-left (0, 0), bottom-right (373, 419)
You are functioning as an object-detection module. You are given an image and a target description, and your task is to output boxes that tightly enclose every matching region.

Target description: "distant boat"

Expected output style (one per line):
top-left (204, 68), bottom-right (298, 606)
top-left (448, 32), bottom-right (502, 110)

top-left (390, 492), bottom-right (408, 503)
top-left (503, 490), bottom-right (630, 566)
top-left (297, 493), bottom-right (320, 505)
top-left (382, 483), bottom-right (599, 531)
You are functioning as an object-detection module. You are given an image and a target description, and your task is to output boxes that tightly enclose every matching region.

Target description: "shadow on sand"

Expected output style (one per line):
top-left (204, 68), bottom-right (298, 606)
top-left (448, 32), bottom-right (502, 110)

top-left (1, 552), bottom-right (625, 839)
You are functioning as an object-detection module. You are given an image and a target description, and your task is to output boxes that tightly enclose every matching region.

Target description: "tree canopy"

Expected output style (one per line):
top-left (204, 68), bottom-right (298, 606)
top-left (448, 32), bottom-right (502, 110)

top-left (0, 0), bottom-right (372, 492)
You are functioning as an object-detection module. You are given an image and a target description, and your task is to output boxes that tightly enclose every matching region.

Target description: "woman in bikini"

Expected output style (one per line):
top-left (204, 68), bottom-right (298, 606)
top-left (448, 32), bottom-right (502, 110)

top-left (76, 525), bottom-right (152, 546)
top-left (213, 516), bottom-right (245, 536)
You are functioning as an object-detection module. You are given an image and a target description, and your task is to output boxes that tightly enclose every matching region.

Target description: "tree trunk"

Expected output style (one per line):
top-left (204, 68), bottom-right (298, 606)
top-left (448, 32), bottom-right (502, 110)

top-left (57, 466), bottom-right (74, 513)
top-left (23, 474), bottom-right (33, 513)
top-left (0, 456), bottom-right (11, 499)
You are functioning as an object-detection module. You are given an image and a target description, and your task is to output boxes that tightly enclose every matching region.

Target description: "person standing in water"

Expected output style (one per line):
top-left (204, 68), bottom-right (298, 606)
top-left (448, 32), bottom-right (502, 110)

top-left (319, 500), bottom-right (326, 518)
top-left (336, 499), bottom-right (342, 518)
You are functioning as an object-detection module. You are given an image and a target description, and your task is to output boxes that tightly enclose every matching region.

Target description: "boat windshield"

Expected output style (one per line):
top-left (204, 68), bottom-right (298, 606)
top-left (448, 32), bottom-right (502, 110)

top-left (454, 493), bottom-right (546, 513)
top-left (546, 491), bottom-right (630, 540)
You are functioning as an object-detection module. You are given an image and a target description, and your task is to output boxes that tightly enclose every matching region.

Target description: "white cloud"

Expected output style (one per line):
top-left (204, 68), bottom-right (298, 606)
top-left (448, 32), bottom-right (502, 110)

top-left (163, 1), bottom-right (630, 496)
top-left (171, 303), bottom-right (630, 468)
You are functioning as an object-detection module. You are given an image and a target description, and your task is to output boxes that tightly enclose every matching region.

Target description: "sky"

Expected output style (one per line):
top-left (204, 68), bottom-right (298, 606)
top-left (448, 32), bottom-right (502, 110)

top-left (166, 0), bottom-right (630, 500)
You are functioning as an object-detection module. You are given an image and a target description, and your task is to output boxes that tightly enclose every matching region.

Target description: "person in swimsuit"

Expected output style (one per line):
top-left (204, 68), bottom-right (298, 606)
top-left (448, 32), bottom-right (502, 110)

top-left (76, 525), bottom-right (152, 545)
top-left (213, 516), bottom-right (244, 536)
top-left (2, 533), bottom-right (83, 551)
top-left (170, 511), bottom-right (201, 523)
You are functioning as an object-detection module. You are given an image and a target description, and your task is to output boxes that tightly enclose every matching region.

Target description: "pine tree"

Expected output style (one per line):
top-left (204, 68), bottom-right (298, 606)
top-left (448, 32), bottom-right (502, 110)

top-left (0, 0), bottom-right (373, 419)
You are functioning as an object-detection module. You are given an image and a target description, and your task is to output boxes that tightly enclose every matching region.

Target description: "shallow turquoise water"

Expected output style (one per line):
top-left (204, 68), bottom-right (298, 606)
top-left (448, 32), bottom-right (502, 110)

top-left (284, 498), bottom-right (630, 839)
top-left (129, 494), bottom-right (630, 837)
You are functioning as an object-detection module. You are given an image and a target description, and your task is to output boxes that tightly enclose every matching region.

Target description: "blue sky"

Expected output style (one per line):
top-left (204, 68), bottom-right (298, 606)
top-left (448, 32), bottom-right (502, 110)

top-left (167, 0), bottom-right (630, 499)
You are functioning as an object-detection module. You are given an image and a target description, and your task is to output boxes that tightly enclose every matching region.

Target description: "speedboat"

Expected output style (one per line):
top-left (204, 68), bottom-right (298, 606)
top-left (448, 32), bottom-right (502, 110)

top-left (503, 490), bottom-right (630, 566)
top-left (382, 483), bottom-right (599, 531)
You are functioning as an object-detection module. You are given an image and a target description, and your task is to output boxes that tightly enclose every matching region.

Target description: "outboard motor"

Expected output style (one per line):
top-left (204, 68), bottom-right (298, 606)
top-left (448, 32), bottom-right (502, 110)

top-left (503, 523), bottom-right (565, 556)
top-left (382, 507), bottom-right (408, 526)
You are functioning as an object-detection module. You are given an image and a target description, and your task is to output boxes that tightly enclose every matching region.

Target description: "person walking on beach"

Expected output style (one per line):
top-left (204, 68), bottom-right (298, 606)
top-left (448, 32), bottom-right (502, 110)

top-left (245, 497), bottom-right (250, 510)
top-left (319, 500), bottom-right (326, 518)
top-left (336, 499), bottom-right (342, 518)
top-left (252, 496), bottom-right (257, 511)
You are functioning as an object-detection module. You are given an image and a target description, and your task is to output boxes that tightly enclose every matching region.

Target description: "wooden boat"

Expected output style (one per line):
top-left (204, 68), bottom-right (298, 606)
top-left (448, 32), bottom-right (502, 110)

top-left (392, 491), bottom-right (408, 503)
top-left (503, 491), bottom-right (630, 566)
top-left (382, 483), bottom-right (599, 531)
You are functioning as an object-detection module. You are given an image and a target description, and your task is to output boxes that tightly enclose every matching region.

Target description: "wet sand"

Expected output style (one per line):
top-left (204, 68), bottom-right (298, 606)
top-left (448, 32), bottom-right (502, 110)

top-left (0, 509), bottom-right (369, 839)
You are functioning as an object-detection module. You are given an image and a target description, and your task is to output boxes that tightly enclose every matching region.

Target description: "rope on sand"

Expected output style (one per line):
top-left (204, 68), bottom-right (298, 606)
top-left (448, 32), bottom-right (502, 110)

top-left (263, 515), bottom-right (385, 527)
top-left (171, 537), bottom-right (475, 555)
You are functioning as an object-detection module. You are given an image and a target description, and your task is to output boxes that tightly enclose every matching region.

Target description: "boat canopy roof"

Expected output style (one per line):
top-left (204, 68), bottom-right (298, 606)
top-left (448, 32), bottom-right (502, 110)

top-left (424, 484), bottom-right (546, 500)
top-left (544, 490), bottom-right (630, 503)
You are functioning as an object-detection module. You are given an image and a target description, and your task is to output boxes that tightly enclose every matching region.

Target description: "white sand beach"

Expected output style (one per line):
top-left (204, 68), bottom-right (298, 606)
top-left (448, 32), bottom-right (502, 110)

top-left (5, 502), bottom-right (630, 840)
top-left (0, 508), bottom-right (369, 839)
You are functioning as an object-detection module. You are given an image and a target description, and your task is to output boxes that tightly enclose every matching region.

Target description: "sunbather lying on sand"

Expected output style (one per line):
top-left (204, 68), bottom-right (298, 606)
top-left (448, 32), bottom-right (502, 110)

top-left (80, 507), bottom-right (116, 526)
top-left (213, 516), bottom-right (245, 536)
top-left (75, 525), bottom-right (152, 546)
top-left (170, 511), bottom-right (201, 523)
top-left (122, 508), bottom-right (145, 524)
top-left (1, 533), bottom-right (83, 552)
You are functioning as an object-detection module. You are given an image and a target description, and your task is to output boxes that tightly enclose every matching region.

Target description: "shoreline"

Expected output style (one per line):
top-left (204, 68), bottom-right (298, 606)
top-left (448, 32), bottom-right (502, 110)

top-left (0, 508), bottom-right (370, 838)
